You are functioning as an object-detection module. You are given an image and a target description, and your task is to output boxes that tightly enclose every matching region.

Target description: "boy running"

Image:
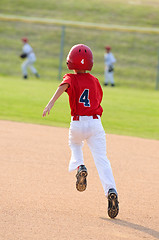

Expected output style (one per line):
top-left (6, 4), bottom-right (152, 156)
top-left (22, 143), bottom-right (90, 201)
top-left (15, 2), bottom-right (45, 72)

top-left (43, 44), bottom-right (119, 218)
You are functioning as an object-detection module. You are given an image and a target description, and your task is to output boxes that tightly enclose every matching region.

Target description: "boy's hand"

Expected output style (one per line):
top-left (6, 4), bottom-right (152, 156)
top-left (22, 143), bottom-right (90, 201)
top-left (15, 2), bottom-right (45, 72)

top-left (42, 104), bottom-right (53, 117)
top-left (42, 107), bottom-right (49, 117)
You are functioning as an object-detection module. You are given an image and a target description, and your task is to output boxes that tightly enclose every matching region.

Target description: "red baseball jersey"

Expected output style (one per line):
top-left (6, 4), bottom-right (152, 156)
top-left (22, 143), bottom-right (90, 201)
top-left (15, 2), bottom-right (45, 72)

top-left (60, 73), bottom-right (103, 116)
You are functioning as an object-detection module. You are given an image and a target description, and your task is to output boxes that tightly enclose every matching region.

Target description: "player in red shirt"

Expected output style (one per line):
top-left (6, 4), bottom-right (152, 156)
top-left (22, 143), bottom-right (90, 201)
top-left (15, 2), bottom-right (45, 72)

top-left (43, 44), bottom-right (119, 218)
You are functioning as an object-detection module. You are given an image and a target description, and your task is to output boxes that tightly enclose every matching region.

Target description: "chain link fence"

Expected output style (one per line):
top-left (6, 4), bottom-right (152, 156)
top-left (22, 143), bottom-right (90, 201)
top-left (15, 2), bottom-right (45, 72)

top-left (0, 19), bottom-right (159, 89)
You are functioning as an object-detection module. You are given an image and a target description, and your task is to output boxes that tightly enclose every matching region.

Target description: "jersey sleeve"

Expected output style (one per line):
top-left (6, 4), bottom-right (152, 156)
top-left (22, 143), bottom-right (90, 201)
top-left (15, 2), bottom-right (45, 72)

top-left (59, 74), bottom-right (72, 93)
top-left (110, 53), bottom-right (116, 63)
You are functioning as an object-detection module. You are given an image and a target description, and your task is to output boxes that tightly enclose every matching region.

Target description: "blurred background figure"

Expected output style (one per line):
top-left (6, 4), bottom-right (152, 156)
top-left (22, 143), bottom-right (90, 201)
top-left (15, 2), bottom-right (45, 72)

top-left (104, 45), bottom-right (116, 87)
top-left (20, 37), bottom-right (40, 79)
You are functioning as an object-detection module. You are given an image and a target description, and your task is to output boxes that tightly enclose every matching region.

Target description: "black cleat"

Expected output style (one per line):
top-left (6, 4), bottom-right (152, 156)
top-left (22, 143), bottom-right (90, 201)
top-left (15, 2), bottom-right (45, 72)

top-left (108, 188), bottom-right (119, 218)
top-left (35, 73), bottom-right (40, 78)
top-left (23, 75), bottom-right (28, 79)
top-left (76, 165), bottom-right (88, 192)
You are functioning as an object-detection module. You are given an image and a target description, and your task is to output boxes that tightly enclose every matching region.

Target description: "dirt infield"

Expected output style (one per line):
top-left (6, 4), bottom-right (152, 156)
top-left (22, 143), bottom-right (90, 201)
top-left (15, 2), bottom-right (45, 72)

top-left (0, 120), bottom-right (158, 240)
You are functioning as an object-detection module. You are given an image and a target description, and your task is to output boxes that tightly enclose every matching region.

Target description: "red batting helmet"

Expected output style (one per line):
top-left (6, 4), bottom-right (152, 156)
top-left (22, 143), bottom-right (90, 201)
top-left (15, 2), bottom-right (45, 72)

top-left (66, 44), bottom-right (93, 71)
top-left (21, 37), bottom-right (28, 43)
top-left (105, 45), bottom-right (111, 50)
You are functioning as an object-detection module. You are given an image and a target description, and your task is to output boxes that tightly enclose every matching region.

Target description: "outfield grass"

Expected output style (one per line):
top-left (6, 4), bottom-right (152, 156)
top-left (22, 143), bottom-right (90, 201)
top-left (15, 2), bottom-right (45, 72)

top-left (0, 76), bottom-right (158, 140)
top-left (0, 0), bottom-right (159, 89)
top-left (0, 20), bottom-right (158, 89)
top-left (1, 0), bottom-right (159, 27)
top-left (0, 0), bottom-right (159, 140)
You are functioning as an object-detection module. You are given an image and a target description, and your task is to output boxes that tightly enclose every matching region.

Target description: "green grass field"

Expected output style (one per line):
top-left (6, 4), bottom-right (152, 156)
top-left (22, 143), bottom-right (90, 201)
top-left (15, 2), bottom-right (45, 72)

top-left (0, 0), bottom-right (159, 89)
top-left (0, 0), bottom-right (159, 140)
top-left (1, 0), bottom-right (159, 27)
top-left (0, 76), bottom-right (158, 140)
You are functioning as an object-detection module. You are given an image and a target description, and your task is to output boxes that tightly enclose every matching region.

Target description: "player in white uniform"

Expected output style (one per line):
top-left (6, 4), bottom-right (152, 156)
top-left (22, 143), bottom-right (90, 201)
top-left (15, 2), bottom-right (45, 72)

top-left (104, 46), bottom-right (116, 86)
top-left (20, 37), bottom-right (40, 79)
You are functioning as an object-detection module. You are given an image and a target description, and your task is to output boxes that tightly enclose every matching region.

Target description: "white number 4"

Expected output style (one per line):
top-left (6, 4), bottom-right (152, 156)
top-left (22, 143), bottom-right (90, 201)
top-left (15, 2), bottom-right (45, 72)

top-left (81, 59), bottom-right (84, 64)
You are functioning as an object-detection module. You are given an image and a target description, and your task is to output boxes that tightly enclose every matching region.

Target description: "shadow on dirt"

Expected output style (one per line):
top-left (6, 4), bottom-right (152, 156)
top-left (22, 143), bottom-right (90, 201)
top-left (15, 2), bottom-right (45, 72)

top-left (100, 218), bottom-right (159, 239)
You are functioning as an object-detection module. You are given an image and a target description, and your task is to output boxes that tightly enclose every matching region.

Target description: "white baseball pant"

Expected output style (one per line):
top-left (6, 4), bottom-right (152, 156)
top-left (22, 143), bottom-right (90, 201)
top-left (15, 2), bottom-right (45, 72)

top-left (104, 69), bottom-right (115, 85)
top-left (21, 58), bottom-right (38, 76)
top-left (68, 116), bottom-right (116, 196)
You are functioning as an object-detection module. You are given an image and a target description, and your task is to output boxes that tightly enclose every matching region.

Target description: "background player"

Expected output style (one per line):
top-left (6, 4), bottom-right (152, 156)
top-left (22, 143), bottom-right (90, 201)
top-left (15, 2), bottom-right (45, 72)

top-left (42, 44), bottom-right (119, 218)
top-left (20, 37), bottom-right (40, 79)
top-left (104, 45), bottom-right (116, 86)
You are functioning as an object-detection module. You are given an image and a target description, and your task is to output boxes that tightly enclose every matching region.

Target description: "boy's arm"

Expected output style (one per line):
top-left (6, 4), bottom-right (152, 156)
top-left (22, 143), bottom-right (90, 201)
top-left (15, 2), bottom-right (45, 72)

top-left (42, 83), bottom-right (69, 117)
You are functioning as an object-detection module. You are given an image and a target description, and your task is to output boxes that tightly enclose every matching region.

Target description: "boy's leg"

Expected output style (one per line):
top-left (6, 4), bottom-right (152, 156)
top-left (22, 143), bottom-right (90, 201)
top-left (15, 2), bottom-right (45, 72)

top-left (87, 121), bottom-right (119, 217)
top-left (68, 121), bottom-right (88, 191)
top-left (21, 59), bottom-right (29, 78)
top-left (109, 72), bottom-right (115, 86)
top-left (29, 61), bottom-right (39, 77)
top-left (68, 141), bottom-right (84, 172)
top-left (87, 123), bottom-right (116, 196)
top-left (104, 68), bottom-right (109, 85)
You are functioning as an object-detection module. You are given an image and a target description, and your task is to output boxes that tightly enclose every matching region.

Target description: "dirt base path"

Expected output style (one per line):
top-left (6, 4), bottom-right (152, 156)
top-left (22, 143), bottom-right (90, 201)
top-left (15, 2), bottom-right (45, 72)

top-left (0, 120), bottom-right (158, 240)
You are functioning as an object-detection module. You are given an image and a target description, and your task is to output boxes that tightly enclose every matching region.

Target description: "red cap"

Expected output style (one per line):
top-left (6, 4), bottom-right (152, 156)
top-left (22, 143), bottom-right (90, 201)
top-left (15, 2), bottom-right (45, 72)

top-left (21, 37), bottom-right (28, 43)
top-left (105, 45), bottom-right (111, 50)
